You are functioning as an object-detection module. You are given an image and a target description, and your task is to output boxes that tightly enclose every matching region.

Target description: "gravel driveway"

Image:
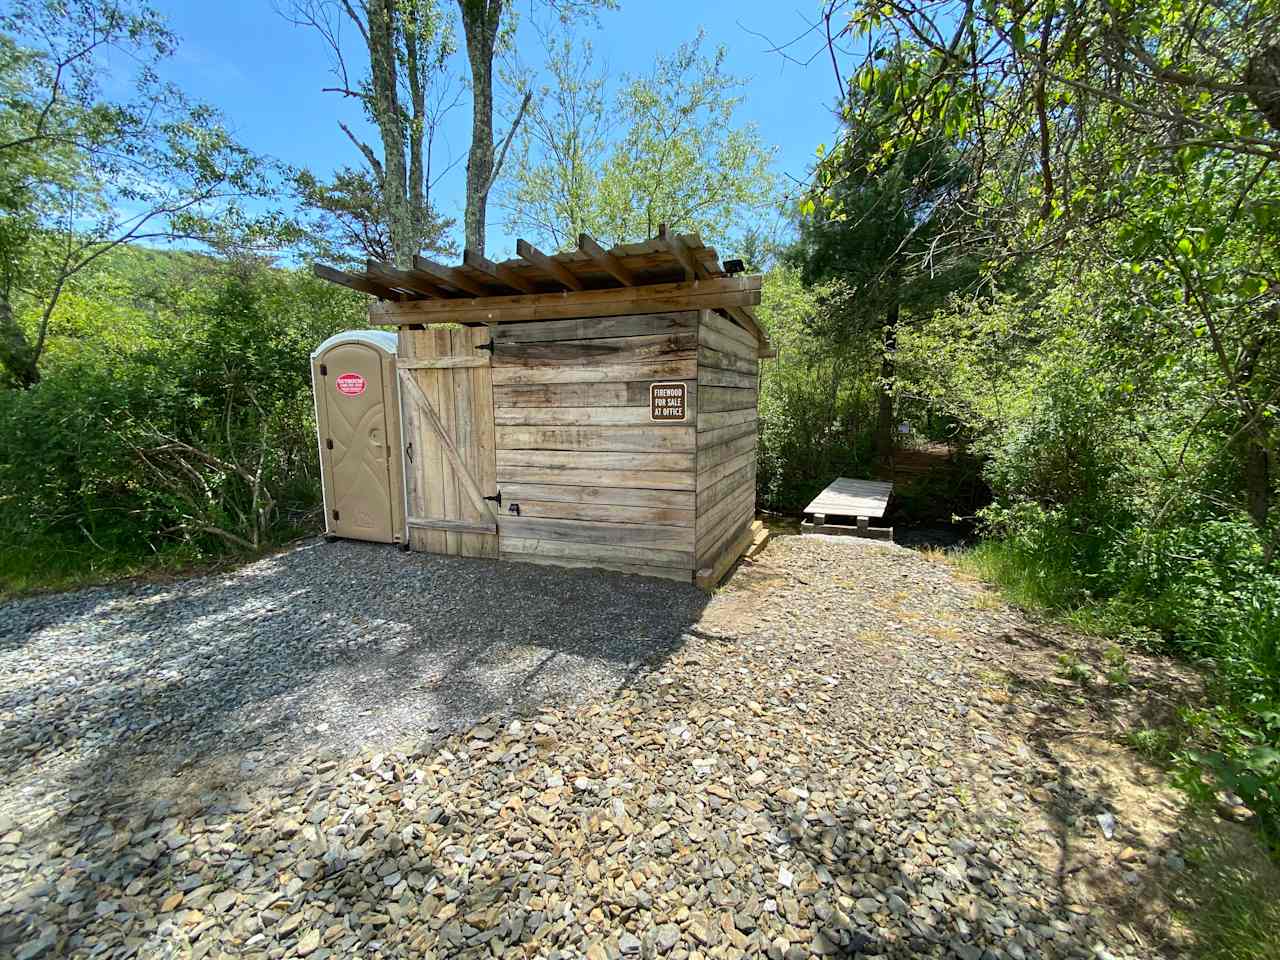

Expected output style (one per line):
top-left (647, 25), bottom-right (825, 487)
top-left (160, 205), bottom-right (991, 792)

top-left (0, 534), bottom-right (1243, 959)
top-left (0, 540), bottom-right (708, 818)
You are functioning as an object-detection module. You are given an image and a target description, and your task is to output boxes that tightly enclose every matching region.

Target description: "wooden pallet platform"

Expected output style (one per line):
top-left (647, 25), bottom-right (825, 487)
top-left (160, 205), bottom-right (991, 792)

top-left (801, 478), bottom-right (894, 540)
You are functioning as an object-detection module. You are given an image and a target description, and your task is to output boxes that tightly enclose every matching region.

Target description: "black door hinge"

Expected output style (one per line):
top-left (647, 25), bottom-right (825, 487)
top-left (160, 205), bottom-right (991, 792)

top-left (332, 509), bottom-right (339, 521)
top-left (326, 438), bottom-right (333, 450)
top-left (320, 363), bottom-right (327, 376)
top-left (476, 341), bottom-right (494, 353)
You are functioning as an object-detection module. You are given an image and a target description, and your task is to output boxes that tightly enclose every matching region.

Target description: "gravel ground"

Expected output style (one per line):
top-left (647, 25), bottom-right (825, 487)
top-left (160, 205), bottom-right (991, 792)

top-left (0, 540), bottom-right (707, 819)
top-left (0, 534), bottom-right (1237, 959)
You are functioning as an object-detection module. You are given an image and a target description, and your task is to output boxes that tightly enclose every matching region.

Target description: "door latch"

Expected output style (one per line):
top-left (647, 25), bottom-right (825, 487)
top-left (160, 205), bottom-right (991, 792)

top-left (405, 442), bottom-right (414, 463)
top-left (483, 490), bottom-right (502, 507)
top-left (508, 503), bottom-right (521, 516)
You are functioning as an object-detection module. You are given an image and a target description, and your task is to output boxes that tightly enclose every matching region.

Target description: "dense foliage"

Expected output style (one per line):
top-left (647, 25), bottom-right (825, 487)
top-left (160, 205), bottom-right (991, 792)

top-left (0, 249), bottom-right (360, 589)
top-left (754, 265), bottom-right (880, 513)
top-left (807, 0), bottom-right (1280, 842)
top-left (501, 28), bottom-right (776, 251)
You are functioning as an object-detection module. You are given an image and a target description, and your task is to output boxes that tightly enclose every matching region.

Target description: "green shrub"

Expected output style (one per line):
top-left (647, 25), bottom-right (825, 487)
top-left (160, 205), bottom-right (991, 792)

top-left (0, 258), bottom-right (360, 590)
top-left (754, 265), bottom-right (881, 513)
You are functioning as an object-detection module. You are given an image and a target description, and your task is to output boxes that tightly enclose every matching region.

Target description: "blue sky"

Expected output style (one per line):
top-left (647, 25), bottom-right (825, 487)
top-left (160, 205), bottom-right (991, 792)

top-left (158, 0), bottom-right (844, 261)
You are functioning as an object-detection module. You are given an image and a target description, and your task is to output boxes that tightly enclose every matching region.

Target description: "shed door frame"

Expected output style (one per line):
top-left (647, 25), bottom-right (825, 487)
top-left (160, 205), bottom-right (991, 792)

top-left (398, 326), bottom-right (499, 557)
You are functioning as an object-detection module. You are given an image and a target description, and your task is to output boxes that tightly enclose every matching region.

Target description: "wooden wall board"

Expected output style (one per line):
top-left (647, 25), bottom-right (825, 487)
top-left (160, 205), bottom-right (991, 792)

top-left (702, 309), bottom-right (759, 352)
top-left (697, 367), bottom-right (758, 390)
top-left (697, 408), bottom-right (756, 431)
top-left (498, 466), bottom-right (694, 491)
top-left (492, 312), bottom-right (697, 344)
top-left (497, 425), bottom-right (696, 453)
top-left (697, 321), bottom-right (757, 360)
top-left (496, 405), bottom-right (675, 427)
top-left (493, 333), bottom-right (697, 367)
top-left (501, 516), bottom-right (695, 550)
top-left (495, 379), bottom-right (697, 408)
top-left (509, 499), bottom-right (694, 527)
top-left (695, 517), bottom-right (756, 591)
top-left (500, 482), bottom-right (695, 510)
top-left (697, 493), bottom-right (755, 563)
top-left (697, 433), bottom-right (757, 471)
top-left (697, 420), bottom-right (756, 450)
top-left (699, 386), bottom-right (758, 412)
top-left (699, 488), bottom-right (754, 552)
top-left (500, 537), bottom-right (693, 570)
top-left (696, 461), bottom-right (754, 513)
top-left (491, 358), bottom-right (697, 386)
top-left (698, 346), bottom-right (757, 375)
top-left (696, 449), bottom-right (755, 491)
top-left (696, 479), bottom-right (754, 551)
top-left (497, 450), bottom-right (695, 471)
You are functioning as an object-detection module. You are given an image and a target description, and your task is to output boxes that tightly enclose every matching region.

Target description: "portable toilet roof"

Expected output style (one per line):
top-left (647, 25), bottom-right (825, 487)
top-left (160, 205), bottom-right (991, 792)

top-left (311, 329), bottom-right (399, 360)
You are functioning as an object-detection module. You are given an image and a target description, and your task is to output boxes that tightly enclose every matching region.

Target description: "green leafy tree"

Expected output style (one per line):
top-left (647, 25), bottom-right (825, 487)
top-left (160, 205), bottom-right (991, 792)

top-left (498, 26), bottom-right (612, 249)
top-left (454, 0), bottom-right (619, 254)
top-left (0, 0), bottom-right (283, 389)
top-left (817, 0), bottom-right (1280, 539)
top-left (283, 0), bottom-right (460, 265)
top-left (502, 29), bottom-right (778, 251)
top-left (794, 58), bottom-right (973, 465)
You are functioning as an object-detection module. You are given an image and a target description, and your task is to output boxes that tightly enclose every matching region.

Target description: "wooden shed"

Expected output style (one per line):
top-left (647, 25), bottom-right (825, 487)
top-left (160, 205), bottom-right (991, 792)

top-left (314, 230), bottom-right (770, 586)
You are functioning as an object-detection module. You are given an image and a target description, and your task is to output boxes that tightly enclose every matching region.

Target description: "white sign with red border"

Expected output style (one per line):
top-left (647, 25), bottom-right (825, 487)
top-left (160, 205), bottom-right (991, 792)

top-left (335, 372), bottom-right (367, 397)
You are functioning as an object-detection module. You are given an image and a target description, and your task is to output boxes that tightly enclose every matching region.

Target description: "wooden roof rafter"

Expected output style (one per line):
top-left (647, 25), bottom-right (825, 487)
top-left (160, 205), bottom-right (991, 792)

top-left (462, 249), bottom-right (540, 294)
top-left (515, 239), bottom-right (585, 291)
top-left (411, 255), bottom-right (500, 297)
top-left (654, 225), bottom-right (773, 358)
top-left (314, 263), bottom-right (412, 301)
top-left (577, 233), bottom-right (636, 286)
top-left (365, 260), bottom-right (454, 299)
top-left (312, 230), bottom-right (772, 354)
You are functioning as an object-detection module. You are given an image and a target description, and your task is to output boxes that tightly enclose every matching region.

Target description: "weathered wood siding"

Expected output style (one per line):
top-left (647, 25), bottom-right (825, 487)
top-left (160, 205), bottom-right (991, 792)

top-left (494, 312), bottom-right (702, 582)
top-left (398, 326), bottom-right (500, 559)
top-left (694, 310), bottom-right (759, 572)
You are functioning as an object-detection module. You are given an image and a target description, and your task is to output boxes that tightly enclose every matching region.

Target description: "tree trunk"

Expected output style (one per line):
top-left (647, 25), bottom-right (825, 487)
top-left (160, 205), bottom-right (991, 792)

top-left (875, 303), bottom-right (898, 471)
top-left (458, 0), bottom-right (503, 255)
top-left (1244, 429), bottom-right (1274, 564)
top-left (367, 0), bottom-right (413, 266)
top-left (404, 6), bottom-right (426, 244)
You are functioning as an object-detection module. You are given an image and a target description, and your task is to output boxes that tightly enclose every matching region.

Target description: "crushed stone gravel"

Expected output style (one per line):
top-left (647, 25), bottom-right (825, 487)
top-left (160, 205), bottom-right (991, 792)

top-left (0, 534), bottom-right (1217, 959)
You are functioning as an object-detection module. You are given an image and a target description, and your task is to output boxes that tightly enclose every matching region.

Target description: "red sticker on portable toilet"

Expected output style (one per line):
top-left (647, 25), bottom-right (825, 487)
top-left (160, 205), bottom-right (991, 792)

top-left (335, 372), bottom-right (367, 397)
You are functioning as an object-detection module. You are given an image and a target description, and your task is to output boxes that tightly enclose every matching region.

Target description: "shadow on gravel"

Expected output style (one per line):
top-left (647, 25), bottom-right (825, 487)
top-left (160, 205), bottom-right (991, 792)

top-left (0, 540), bottom-right (711, 954)
top-left (0, 538), bottom-right (708, 793)
top-left (966, 620), bottom-right (1274, 957)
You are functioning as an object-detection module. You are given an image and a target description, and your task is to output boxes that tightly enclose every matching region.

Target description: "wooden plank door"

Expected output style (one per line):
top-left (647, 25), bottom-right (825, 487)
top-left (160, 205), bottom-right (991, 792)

top-left (398, 326), bottom-right (499, 557)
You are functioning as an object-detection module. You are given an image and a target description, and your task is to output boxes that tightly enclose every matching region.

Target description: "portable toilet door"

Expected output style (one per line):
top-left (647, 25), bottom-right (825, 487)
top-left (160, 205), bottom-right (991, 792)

top-left (311, 331), bottom-right (406, 544)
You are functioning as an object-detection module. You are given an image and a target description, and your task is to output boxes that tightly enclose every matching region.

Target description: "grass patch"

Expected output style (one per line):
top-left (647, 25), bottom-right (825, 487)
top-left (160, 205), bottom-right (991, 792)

top-left (1173, 833), bottom-right (1280, 960)
top-left (0, 537), bottom-right (253, 602)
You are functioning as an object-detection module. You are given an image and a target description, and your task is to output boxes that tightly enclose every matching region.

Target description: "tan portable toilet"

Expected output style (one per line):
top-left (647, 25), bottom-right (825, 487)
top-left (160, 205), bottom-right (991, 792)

top-left (311, 331), bottom-right (406, 545)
